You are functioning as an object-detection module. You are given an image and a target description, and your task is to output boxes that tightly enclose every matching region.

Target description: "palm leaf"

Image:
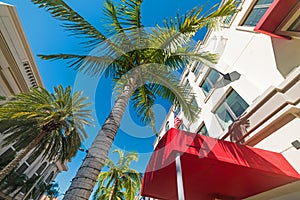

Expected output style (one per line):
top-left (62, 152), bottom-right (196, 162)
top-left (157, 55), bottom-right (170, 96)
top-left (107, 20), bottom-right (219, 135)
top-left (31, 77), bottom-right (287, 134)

top-left (0, 85), bottom-right (92, 164)
top-left (170, 51), bottom-right (219, 67)
top-left (164, 0), bottom-right (237, 34)
top-left (31, 0), bottom-right (106, 47)
top-left (38, 53), bottom-right (116, 77)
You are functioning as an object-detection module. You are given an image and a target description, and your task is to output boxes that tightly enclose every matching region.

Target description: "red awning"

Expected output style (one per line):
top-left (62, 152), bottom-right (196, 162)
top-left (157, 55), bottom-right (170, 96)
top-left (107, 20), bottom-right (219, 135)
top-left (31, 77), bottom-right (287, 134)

top-left (141, 129), bottom-right (300, 200)
top-left (254, 0), bottom-right (298, 39)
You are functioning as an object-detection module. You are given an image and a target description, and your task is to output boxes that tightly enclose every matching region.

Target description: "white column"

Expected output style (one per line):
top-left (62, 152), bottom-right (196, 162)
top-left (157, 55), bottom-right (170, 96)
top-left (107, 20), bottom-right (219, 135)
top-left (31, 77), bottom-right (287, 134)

top-left (175, 153), bottom-right (185, 200)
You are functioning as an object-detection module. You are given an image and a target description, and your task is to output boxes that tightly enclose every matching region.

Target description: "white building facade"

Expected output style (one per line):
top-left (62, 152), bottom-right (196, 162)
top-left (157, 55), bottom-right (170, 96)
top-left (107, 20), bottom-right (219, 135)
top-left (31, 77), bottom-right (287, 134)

top-left (152, 0), bottom-right (300, 199)
top-left (0, 3), bottom-right (66, 200)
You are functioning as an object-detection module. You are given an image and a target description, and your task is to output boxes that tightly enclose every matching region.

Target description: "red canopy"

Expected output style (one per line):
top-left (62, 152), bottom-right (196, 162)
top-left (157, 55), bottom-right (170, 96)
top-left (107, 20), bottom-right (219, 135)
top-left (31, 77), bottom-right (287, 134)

top-left (141, 128), bottom-right (300, 200)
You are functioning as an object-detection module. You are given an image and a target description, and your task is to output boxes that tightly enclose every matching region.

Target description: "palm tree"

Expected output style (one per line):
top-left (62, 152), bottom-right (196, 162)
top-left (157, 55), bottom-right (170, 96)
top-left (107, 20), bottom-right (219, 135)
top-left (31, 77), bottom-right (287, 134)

top-left (0, 85), bottom-right (92, 182)
top-left (93, 149), bottom-right (141, 200)
top-left (30, 0), bottom-right (237, 199)
top-left (45, 182), bottom-right (60, 200)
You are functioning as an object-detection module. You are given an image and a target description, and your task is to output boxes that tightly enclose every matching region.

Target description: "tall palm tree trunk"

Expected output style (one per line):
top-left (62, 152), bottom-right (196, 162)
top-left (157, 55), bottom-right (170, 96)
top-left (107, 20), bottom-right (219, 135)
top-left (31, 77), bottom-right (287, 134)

top-left (63, 79), bottom-right (137, 200)
top-left (0, 132), bottom-right (46, 182)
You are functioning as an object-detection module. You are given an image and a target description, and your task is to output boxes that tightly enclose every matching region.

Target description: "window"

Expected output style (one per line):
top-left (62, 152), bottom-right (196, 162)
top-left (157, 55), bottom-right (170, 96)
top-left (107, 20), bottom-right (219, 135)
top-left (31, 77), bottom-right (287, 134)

top-left (16, 163), bottom-right (29, 175)
top-left (200, 69), bottom-right (221, 96)
top-left (36, 162), bottom-right (47, 175)
top-left (276, 3), bottom-right (300, 38)
top-left (223, 0), bottom-right (243, 25)
top-left (45, 171), bottom-right (54, 183)
top-left (192, 62), bottom-right (204, 77)
top-left (0, 148), bottom-right (16, 169)
top-left (197, 124), bottom-right (209, 136)
top-left (172, 104), bottom-right (181, 116)
top-left (184, 80), bottom-right (192, 95)
top-left (26, 152), bottom-right (39, 165)
top-left (287, 15), bottom-right (300, 32)
top-left (165, 121), bottom-right (170, 132)
top-left (12, 139), bottom-right (27, 151)
top-left (243, 0), bottom-right (274, 27)
top-left (178, 123), bottom-right (189, 131)
top-left (214, 90), bottom-right (249, 130)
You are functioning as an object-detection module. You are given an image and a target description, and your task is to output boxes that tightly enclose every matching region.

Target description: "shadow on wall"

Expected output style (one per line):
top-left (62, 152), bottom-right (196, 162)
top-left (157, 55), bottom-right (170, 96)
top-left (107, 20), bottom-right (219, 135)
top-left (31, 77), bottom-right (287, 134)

top-left (271, 37), bottom-right (300, 77)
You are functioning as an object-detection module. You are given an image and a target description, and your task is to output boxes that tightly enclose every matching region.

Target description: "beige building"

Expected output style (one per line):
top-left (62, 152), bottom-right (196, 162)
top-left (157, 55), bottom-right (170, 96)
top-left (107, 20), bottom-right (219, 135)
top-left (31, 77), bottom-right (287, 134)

top-left (0, 2), bottom-right (66, 200)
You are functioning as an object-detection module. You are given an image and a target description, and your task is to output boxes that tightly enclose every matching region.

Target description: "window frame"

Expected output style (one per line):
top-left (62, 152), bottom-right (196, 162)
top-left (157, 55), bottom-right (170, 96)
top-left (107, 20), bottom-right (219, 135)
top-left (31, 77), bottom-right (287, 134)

top-left (275, 3), bottom-right (300, 38)
top-left (36, 162), bottom-right (47, 175)
top-left (196, 123), bottom-right (209, 136)
top-left (200, 69), bottom-right (221, 97)
top-left (213, 89), bottom-right (249, 130)
top-left (183, 79), bottom-right (192, 96)
top-left (192, 62), bottom-right (204, 79)
top-left (45, 171), bottom-right (55, 184)
top-left (240, 0), bottom-right (274, 27)
top-left (222, 0), bottom-right (244, 27)
top-left (16, 162), bottom-right (29, 175)
top-left (165, 121), bottom-right (170, 132)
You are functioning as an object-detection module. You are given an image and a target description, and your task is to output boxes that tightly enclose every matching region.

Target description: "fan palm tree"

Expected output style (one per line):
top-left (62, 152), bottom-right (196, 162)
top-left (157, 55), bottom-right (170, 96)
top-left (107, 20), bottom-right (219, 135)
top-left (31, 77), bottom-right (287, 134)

top-left (0, 85), bottom-right (92, 182)
top-left (93, 149), bottom-right (141, 200)
top-left (31, 0), bottom-right (237, 199)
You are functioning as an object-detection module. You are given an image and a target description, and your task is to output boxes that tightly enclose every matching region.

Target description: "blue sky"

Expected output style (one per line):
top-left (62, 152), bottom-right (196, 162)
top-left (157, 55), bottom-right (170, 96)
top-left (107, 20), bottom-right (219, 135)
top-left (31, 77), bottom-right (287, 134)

top-left (2, 0), bottom-right (220, 198)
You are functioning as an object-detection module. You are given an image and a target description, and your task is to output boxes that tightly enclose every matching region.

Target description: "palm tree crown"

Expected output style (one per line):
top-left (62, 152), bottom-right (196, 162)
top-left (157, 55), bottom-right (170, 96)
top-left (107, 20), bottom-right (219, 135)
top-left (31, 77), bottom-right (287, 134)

top-left (94, 149), bottom-right (141, 200)
top-left (0, 85), bottom-right (92, 181)
top-left (32, 0), bottom-right (237, 128)
top-left (29, 0), bottom-right (237, 199)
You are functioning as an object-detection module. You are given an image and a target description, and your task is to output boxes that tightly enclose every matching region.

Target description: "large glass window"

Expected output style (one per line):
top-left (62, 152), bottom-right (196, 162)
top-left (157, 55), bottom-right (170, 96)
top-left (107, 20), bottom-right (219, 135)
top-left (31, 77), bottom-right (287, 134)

top-left (36, 162), bottom-right (47, 175)
top-left (26, 152), bottom-right (39, 165)
top-left (16, 163), bottom-right (29, 175)
top-left (201, 69), bottom-right (221, 96)
top-left (197, 124), bottom-right (209, 136)
top-left (0, 148), bottom-right (16, 169)
top-left (243, 0), bottom-right (274, 26)
top-left (214, 90), bottom-right (249, 130)
top-left (45, 171), bottom-right (54, 183)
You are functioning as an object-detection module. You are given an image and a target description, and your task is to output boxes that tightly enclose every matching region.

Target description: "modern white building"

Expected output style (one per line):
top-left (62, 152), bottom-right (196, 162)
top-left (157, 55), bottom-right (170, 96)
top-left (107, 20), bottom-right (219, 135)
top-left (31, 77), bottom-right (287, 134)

top-left (0, 2), bottom-right (66, 200)
top-left (142, 0), bottom-right (300, 199)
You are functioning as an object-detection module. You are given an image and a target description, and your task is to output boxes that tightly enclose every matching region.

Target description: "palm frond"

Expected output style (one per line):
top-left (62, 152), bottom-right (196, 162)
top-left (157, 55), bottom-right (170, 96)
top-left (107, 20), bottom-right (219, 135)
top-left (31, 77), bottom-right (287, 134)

top-left (169, 51), bottom-right (219, 67)
top-left (164, 0), bottom-right (237, 34)
top-left (149, 26), bottom-right (191, 52)
top-left (38, 53), bottom-right (116, 77)
top-left (130, 85), bottom-right (156, 127)
top-left (116, 0), bottom-right (143, 29)
top-left (140, 64), bottom-right (200, 122)
top-left (31, 0), bottom-right (106, 47)
top-left (0, 85), bottom-right (92, 163)
top-left (94, 149), bottom-right (140, 200)
top-left (153, 0), bottom-right (237, 56)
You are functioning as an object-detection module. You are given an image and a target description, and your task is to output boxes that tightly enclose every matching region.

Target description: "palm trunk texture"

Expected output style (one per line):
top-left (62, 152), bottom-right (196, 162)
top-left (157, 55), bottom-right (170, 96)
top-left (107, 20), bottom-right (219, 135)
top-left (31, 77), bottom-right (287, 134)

top-left (0, 132), bottom-right (46, 182)
top-left (63, 80), bottom-right (136, 200)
